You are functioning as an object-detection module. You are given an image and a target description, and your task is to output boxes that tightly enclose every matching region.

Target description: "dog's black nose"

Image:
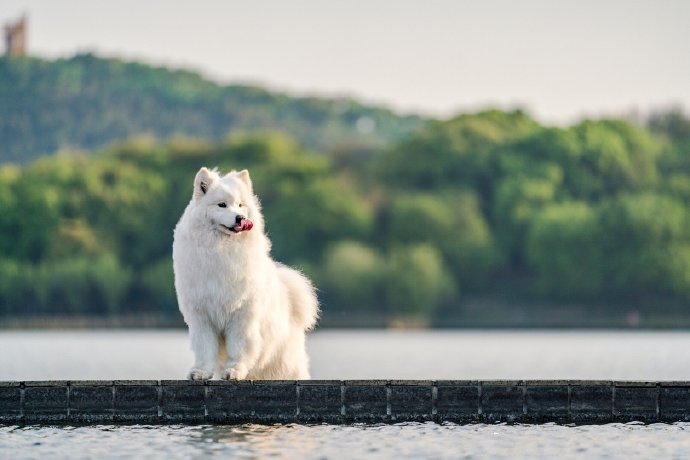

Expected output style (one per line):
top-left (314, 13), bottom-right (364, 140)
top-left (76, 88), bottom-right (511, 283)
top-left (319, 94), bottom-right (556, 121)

top-left (235, 215), bottom-right (244, 224)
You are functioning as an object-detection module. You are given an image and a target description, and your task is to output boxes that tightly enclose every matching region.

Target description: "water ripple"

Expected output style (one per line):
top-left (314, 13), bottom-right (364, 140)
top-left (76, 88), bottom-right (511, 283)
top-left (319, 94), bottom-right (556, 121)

top-left (2, 422), bottom-right (690, 460)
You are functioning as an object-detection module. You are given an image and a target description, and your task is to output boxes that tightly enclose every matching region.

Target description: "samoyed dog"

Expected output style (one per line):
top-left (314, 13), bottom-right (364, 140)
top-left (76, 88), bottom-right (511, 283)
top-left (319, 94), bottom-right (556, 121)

top-left (173, 167), bottom-right (319, 380)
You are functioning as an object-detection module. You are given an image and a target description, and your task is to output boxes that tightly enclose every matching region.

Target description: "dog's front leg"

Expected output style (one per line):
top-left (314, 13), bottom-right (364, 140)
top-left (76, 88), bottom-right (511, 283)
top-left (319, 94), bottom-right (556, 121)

top-left (222, 317), bottom-right (261, 380)
top-left (187, 318), bottom-right (218, 380)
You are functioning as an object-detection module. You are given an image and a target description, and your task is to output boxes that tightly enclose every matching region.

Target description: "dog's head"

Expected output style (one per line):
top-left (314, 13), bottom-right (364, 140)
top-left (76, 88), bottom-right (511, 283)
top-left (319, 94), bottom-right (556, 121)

top-left (191, 167), bottom-right (262, 237)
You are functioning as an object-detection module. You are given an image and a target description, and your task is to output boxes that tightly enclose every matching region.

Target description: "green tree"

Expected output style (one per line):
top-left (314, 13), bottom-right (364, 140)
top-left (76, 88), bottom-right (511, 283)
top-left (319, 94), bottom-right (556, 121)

top-left (267, 177), bottom-right (373, 262)
top-left (492, 177), bottom-right (558, 264)
top-left (528, 195), bottom-right (690, 303)
top-left (376, 109), bottom-right (540, 194)
top-left (320, 241), bottom-right (385, 311)
top-left (597, 193), bottom-right (690, 301)
top-left (140, 258), bottom-right (177, 314)
top-left (0, 164), bottom-right (61, 262)
top-left (386, 191), bottom-right (499, 288)
top-left (383, 244), bottom-right (456, 316)
top-left (526, 201), bottom-right (602, 298)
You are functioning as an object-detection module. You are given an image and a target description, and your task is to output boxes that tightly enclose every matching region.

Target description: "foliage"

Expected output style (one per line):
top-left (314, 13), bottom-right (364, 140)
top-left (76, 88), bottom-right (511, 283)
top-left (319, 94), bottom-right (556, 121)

top-left (0, 54), bottom-right (425, 164)
top-left (320, 241), bottom-right (385, 311)
top-left (384, 191), bottom-right (499, 288)
top-left (374, 109), bottom-right (540, 194)
top-left (382, 244), bottom-right (456, 315)
top-left (0, 253), bottom-right (131, 315)
top-left (526, 201), bottom-right (603, 298)
top-left (1, 105), bottom-right (690, 321)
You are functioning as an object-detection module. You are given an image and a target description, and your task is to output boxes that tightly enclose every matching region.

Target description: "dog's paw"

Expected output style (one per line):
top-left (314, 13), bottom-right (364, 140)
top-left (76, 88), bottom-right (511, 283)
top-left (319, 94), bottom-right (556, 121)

top-left (188, 368), bottom-right (213, 381)
top-left (222, 364), bottom-right (248, 380)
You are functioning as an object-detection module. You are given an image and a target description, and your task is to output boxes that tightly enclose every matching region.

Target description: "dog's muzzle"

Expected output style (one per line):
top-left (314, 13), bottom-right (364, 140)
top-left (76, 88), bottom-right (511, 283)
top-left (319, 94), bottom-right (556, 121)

top-left (226, 216), bottom-right (254, 233)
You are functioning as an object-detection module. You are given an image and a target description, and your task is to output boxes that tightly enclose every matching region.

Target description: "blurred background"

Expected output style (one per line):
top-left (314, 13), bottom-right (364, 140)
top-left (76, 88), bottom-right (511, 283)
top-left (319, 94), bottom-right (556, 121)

top-left (0, 0), bottom-right (689, 335)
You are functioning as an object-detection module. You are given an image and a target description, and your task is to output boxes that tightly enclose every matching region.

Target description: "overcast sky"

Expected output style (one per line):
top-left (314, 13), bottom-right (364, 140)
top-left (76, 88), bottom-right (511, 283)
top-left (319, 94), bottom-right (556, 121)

top-left (3, 0), bottom-right (689, 122)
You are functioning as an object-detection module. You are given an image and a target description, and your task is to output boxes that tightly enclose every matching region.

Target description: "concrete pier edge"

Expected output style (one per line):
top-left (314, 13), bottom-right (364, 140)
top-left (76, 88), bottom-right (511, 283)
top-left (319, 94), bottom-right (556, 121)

top-left (1, 380), bottom-right (689, 425)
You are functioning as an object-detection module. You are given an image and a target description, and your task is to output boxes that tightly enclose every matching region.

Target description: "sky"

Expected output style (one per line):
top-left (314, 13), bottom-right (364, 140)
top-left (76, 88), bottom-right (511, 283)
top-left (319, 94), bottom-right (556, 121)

top-left (3, 0), bottom-right (689, 123)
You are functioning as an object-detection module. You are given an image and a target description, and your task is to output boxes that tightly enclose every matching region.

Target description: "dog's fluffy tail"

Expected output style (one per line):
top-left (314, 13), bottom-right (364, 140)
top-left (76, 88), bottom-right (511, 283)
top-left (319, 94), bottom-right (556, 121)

top-left (277, 264), bottom-right (319, 331)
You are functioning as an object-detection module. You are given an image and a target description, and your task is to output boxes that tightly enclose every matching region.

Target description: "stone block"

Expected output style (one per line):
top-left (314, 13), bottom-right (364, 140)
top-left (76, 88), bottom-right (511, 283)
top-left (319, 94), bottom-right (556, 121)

top-left (390, 385), bottom-right (432, 422)
top-left (525, 385), bottom-right (569, 423)
top-left (343, 383), bottom-right (387, 423)
top-left (206, 381), bottom-right (253, 423)
top-left (613, 386), bottom-right (657, 422)
top-left (570, 384), bottom-right (613, 423)
top-left (659, 386), bottom-right (690, 422)
top-left (298, 383), bottom-right (341, 423)
top-left (23, 380), bottom-right (68, 387)
top-left (0, 384), bottom-right (21, 423)
top-left (113, 380), bottom-right (159, 385)
top-left (481, 384), bottom-right (524, 423)
top-left (389, 380), bottom-right (434, 386)
top-left (161, 384), bottom-right (205, 422)
top-left (70, 380), bottom-right (113, 386)
top-left (252, 382), bottom-right (296, 422)
top-left (206, 381), bottom-right (296, 423)
top-left (161, 380), bottom-right (205, 386)
top-left (24, 384), bottom-right (68, 423)
top-left (114, 384), bottom-right (159, 422)
top-left (436, 384), bottom-right (479, 423)
top-left (70, 385), bottom-right (114, 423)
top-left (344, 380), bottom-right (388, 386)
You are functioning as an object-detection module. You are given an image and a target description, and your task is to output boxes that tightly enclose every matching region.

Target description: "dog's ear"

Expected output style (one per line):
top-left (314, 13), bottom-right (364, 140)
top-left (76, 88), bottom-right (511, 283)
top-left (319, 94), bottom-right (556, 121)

top-left (193, 167), bottom-right (214, 200)
top-left (236, 169), bottom-right (253, 191)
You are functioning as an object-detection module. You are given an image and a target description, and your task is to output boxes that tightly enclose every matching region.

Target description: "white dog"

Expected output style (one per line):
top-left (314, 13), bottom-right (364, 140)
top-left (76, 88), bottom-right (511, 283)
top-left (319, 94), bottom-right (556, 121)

top-left (172, 167), bottom-right (319, 380)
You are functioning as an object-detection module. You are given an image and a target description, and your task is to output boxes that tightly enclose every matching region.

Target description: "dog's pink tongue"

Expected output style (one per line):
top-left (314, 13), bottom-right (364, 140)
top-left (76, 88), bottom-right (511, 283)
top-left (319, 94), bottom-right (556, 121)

top-left (240, 218), bottom-right (254, 232)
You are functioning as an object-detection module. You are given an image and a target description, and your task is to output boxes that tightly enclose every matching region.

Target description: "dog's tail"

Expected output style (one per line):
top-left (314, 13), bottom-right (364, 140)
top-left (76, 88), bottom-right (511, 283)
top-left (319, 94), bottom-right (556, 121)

top-left (277, 264), bottom-right (319, 331)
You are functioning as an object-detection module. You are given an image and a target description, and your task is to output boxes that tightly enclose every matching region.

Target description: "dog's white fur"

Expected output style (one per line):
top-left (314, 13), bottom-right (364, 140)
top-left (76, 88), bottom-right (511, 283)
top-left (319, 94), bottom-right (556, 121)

top-left (173, 167), bottom-right (319, 380)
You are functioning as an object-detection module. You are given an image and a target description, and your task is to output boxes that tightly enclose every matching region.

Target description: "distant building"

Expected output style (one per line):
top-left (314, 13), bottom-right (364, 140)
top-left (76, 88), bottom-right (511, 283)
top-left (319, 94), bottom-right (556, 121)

top-left (4, 16), bottom-right (27, 56)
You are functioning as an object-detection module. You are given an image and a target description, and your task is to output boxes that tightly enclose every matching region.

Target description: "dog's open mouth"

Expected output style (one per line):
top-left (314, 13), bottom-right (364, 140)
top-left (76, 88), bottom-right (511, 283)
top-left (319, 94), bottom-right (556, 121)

top-left (222, 218), bottom-right (254, 234)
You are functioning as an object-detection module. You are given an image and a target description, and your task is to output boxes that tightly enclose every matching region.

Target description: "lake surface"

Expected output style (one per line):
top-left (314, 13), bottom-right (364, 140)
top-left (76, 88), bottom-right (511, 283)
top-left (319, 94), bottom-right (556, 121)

top-left (2, 329), bottom-right (690, 380)
top-left (2, 329), bottom-right (690, 459)
top-left (3, 422), bottom-right (690, 460)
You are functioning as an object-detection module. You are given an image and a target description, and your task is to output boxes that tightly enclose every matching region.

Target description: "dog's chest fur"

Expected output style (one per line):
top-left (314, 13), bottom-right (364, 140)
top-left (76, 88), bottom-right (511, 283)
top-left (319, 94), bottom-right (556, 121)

top-left (173, 230), bottom-right (261, 320)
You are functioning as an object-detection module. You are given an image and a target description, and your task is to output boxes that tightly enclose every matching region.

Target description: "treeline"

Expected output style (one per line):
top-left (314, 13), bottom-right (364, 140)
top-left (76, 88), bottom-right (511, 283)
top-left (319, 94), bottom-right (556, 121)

top-left (0, 54), bottom-right (424, 164)
top-left (0, 109), bottom-right (689, 323)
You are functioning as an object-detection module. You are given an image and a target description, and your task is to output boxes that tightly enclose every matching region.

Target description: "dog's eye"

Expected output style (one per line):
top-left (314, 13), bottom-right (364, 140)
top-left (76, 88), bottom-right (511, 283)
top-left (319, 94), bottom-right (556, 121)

top-left (218, 203), bottom-right (227, 208)
top-left (238, 203), bottom-right (243, 208)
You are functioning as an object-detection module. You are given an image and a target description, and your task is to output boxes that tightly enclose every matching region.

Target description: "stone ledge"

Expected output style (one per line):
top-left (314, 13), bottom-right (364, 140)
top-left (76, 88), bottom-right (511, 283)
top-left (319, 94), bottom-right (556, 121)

top-left (0, 380), bottom-right (688, 425)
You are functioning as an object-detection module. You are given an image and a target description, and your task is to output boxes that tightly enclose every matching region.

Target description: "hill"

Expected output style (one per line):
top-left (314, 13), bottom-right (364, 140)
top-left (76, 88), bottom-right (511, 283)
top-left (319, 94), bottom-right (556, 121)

top-left (0, 53), bottom-right (426, 163)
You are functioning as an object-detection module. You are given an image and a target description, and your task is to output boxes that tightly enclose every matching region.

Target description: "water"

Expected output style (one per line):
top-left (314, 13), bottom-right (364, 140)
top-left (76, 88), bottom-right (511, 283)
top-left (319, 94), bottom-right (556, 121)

top-left (3, 422), bottom-right (690, 459)
top-left (2, 329), bottom-right (690, 459)
top-left (3, 329), bottom-right (690, 380)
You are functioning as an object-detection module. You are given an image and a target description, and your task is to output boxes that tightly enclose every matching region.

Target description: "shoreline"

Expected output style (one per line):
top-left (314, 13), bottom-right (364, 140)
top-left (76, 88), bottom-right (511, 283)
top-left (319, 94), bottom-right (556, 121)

top-left (3, 313), bottom-right (690, 330)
